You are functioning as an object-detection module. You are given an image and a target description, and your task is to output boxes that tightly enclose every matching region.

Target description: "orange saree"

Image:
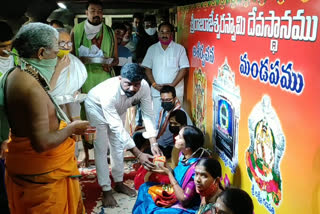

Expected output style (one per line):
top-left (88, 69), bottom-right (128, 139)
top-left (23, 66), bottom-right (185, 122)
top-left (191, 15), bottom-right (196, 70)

top-left (5, 121), bottom-right (84, 214)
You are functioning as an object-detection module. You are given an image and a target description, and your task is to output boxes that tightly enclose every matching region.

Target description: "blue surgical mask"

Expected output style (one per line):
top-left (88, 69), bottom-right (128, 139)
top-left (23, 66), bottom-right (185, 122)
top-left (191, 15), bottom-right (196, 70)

top-left (145, 27), bottom-right (157, 36)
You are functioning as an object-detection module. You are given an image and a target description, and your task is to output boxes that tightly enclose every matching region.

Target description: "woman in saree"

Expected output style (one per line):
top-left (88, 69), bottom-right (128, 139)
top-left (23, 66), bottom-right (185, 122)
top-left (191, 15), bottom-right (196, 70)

top-left (195, 158), bottom-right (224, 214)
top-left (134, 109), bottom-right (188, 190)
top-left (132, 125), bottom-right (210, 214)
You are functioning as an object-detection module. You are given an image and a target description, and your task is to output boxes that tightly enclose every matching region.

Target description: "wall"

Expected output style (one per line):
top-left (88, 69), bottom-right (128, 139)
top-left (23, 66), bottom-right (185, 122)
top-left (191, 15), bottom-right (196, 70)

top-left (177, 1), bottom-right (320, 213)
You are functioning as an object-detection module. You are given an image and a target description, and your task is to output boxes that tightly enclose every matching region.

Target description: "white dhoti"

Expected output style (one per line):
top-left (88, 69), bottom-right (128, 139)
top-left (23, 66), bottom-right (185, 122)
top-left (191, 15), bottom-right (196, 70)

top-left (50, 53), bottom-right (87, 156)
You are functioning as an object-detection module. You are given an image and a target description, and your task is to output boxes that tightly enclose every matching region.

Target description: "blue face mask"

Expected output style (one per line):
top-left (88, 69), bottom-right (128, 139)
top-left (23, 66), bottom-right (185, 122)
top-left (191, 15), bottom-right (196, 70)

top-left (22, 57), bottom-right (57, 83)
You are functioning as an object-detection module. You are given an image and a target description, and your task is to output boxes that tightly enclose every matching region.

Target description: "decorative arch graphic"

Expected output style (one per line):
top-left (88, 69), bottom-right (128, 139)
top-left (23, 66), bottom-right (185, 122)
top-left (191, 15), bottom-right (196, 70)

top-left (212, 58), bottom-right (241, 173)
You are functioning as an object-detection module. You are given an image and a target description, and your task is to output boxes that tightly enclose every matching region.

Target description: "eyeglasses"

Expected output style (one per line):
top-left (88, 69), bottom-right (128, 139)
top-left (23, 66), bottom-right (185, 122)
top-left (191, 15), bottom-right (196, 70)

top-left (59, 41), bottom-right (73, 47)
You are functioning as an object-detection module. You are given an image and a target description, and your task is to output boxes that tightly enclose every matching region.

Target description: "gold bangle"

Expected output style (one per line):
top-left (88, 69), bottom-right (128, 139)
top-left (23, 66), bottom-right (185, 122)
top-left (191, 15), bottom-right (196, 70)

top-left (152, 82), bottom-right (156, 87)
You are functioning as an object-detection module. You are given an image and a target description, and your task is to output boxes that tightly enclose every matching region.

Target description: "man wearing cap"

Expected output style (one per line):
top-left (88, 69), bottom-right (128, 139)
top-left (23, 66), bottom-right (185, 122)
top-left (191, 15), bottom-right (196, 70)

top-left (85, 63), bottom-right (161, 208)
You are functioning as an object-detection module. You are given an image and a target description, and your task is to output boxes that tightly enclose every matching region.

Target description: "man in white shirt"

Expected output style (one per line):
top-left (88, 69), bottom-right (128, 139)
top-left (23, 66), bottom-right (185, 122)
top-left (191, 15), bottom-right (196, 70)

top-left (85, 63), bottom-right (162, 208)
top-left (142, 22), bottom-right (190, 116)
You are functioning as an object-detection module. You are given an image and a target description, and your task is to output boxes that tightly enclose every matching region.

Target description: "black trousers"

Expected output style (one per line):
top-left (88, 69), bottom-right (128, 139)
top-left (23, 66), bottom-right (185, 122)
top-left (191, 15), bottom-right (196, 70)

top-left (132, 132), bottom-right (173, 159)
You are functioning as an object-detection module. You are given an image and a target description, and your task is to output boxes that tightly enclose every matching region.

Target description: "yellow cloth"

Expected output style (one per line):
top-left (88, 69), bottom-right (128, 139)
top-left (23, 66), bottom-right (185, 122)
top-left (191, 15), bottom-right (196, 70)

top-left (5, 121), bottom-right (84, 214)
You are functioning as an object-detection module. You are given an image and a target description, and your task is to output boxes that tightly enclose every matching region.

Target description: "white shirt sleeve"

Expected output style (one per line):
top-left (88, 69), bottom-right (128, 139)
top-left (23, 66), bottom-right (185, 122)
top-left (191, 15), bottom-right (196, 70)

top-left (100, 97), bottom-right (136, 149)
top-left (179, 46), bottom-right (190, 69)
top-left (141, 46), bottom-right (154, 69)
top-left (139, 83), bottom-right (158, 139)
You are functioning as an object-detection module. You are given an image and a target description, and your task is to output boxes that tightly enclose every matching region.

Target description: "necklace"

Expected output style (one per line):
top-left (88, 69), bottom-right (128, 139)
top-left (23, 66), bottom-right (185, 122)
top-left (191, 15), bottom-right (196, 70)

top-left (19, 59), bottom-right (70, 123)
top-left (181, 147), bottom-right (212, 165)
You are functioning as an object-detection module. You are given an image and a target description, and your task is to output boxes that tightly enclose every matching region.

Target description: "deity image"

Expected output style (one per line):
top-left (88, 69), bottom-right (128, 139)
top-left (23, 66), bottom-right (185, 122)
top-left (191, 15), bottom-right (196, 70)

top-left (192, 68), bottom-right (207, 134)
top-left (254, 120), bottom-right (275, 176)
top-left (246, 95), bottom-right (285, 210)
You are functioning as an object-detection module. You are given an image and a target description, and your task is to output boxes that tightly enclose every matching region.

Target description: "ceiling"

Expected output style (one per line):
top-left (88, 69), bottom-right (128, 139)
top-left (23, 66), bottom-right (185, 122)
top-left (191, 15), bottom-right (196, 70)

top-left (0, 0), bottom-right (205, 19)
top-left (59, 0), bottom-right (202, 12)
top-left (0, 0), bottom-right (204, 32)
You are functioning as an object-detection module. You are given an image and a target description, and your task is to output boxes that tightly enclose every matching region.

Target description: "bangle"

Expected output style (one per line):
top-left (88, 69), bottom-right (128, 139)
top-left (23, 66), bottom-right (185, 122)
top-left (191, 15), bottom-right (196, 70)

top-left (151, 143), bottom-right (158, 147)
top-left (137, 152), bottom-right (143, 160)
top-left (152, 82), bottom-right (156, 87)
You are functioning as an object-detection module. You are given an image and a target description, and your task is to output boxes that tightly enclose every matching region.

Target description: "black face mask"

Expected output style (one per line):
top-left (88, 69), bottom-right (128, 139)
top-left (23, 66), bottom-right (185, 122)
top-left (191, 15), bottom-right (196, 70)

top-left (125, 90), bottom-right (136, 97)
top-left (169, 125), bottom-right (180, 134)
top-left (161, 101), bottom-right (174, 111)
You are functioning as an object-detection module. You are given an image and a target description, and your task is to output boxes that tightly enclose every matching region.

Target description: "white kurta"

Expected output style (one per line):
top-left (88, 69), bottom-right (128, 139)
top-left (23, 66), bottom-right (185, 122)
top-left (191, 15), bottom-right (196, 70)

top-left (142, 41), bottom-right (190, 115)
top-left (84, 77), bottom-right (157, 191)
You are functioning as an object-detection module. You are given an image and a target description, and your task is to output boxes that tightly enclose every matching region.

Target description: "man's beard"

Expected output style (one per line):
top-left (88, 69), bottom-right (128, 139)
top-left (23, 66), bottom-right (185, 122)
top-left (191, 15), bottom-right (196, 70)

top-left (124, 90), bottom-right (136, 97)
top-left (120, 85), bottom-right (136, 97)
top-left (89, 17), bottom-right (102, 25)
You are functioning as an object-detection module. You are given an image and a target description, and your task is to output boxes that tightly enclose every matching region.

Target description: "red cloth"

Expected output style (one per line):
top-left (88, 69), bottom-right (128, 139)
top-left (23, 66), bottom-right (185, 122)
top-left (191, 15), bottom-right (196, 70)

top-left (148, 184), bottom-right (178, 207)
top-left (134, 166), bottom-right (170, 190)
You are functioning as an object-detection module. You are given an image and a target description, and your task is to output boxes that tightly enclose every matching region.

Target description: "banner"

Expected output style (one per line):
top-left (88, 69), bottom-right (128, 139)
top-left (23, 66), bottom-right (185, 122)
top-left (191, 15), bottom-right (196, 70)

top-left (177, 1), bottom-right (320, 213)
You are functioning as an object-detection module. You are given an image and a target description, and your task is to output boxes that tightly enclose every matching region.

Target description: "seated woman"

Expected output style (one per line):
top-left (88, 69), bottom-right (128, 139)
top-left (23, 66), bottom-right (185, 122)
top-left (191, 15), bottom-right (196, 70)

top-left (133, 125), bottom-right (210, 214)
top-left (214, 188), bottom-right (254, 214)
top-left (134, 109), bottom-right (188, 190)
top-left (195, 158), bottom-right (224, 214)
top-left (168, 109), bottom-right (189, 167)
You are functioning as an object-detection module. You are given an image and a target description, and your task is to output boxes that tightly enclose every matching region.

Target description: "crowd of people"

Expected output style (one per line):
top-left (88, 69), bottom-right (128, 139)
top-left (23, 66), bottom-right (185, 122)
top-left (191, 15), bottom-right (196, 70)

top-left (0, 0), bottom-right (254, 213)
